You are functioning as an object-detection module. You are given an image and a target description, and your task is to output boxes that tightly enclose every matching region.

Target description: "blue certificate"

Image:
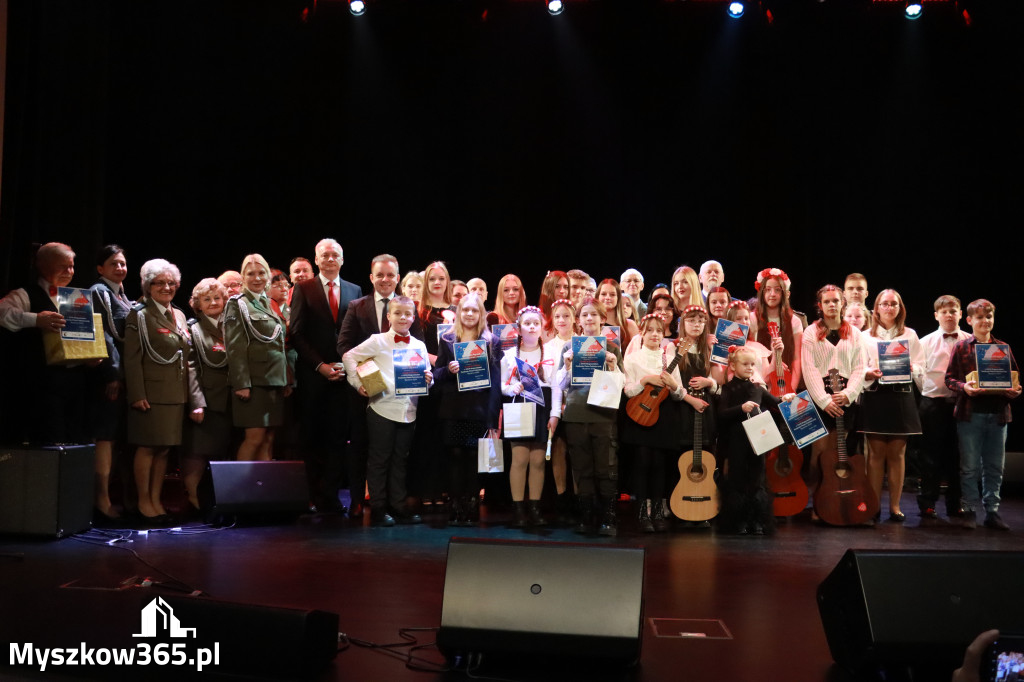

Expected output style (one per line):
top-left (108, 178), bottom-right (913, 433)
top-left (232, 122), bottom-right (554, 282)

top-left (877, 340), bottom-right (911, 384)
top-left (571, 336), bottom-right (606, 386)
top-left (58, 286), bottom-right (96, 341)
top-left (601, 326), bottom-right (621, 357)
top-left (455, 339), bottom-right (490, 391)
top-left (436, 323), bottom-right (454, 345)
top-left (515, 356), bottom-right (545, 405)
top-left (975, 343), bottom-right (1013, 389)
top-left (392, 348), bottom-right (429, 396)
top-left (710, 319), bottom-right (748, 366)
top-left (778, 391), bottom-right (828, 449)
top-left (493, 324), bottom-right (520, 352)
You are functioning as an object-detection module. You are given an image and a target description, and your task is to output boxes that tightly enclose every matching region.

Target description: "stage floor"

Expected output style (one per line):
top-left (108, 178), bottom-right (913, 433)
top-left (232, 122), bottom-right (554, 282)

top-left (2, 489), bottom-right (1021, 682)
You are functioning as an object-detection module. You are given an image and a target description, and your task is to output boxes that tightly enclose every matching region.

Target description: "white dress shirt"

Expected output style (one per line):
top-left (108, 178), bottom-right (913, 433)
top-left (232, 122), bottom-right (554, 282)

top-left (343, 329), bottom-right (427, 423)
top-left (919, 327), bottom-right (971, 398)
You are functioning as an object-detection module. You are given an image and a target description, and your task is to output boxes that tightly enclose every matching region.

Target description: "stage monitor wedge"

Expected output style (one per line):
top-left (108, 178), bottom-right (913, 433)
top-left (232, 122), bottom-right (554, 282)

top-left (818, 549), bottom-right (1024, 674)
top-left (438, 537), bottom-right (645, 668)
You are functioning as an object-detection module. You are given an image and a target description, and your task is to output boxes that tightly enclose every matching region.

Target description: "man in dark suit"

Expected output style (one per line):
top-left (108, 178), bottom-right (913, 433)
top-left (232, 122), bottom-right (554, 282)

top-left (287, 238), bottom-right (362, 514)
top-left (337, 254), bottom-right (424, 516)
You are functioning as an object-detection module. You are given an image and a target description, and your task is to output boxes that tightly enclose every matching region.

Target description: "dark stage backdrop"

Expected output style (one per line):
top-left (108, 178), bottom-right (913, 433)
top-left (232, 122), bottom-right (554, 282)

top-left (2, 2), bottom-right (1022, 390)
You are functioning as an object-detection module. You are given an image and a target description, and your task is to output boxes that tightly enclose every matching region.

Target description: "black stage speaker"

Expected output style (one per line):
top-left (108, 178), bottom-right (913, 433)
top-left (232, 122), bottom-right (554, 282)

top-left (437, 538), bottom-right (645, 667)
top-left (0, 444), bottom-right (93, 537)
top-left (1, 588), bottom-right (339, 680)
top-left (817, 549), bottom-right (1024, 673)
top-left (200, 460), bottom-right (309, 517)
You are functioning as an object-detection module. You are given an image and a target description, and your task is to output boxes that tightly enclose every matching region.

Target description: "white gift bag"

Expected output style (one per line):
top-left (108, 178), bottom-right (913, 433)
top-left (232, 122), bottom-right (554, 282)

top-left (586, 369), bottom-right (624, 409)
top-left (502, 398), bottom-right (537, 439)
top-left (477, 438), bottom-right (504, 473)
top-left (742, 407), bottom-right (785, 455)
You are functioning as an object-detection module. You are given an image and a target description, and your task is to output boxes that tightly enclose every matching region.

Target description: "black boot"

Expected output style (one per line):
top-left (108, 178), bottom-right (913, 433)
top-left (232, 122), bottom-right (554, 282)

top-left (638, 499), bottom-right (654, 533)
top-left (575, 495), bottom-right (595, 534)
top-left (511, 501), bottom-right (529, 528)
top-left (448, 498), bottom-right (461, 526)
top-left (556, 491), bottom-right (574, 526)
top-left (599, 496), bottom-right (618, 536)
top-left (651, 498), bottom-right (669, 532)
top-left (466, 496), bottom-right (480, 524)
top-left (527, 500), bottom-right (547, 526)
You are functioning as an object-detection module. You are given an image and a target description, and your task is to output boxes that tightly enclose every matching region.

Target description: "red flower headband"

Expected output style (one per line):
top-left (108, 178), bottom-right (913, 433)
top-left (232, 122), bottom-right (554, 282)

top-left (681, 304), bottom-right (707, 316)
top-left (754, 267), bottom-right (791, 292)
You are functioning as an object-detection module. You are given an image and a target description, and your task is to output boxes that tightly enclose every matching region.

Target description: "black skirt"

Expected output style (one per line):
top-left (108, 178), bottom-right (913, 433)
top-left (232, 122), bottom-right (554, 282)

top-left (859, 383), bottom-right (922, 435)
top-left (502, 387), bottom-right (552, 442)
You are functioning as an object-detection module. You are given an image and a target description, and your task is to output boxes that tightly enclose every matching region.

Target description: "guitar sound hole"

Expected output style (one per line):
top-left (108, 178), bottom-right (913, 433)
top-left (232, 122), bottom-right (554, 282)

top-left (834, 462), bottom-right (851, 480)
top-left (687, 465), bottom-right (707, 482)
top-left (774, 461), bottom-right (792, 476)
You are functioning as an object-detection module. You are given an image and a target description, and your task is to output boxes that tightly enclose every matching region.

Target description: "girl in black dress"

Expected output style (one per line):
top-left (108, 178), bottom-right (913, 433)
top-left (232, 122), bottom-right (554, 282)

top-left (432, 293), bottom-right (496, 525)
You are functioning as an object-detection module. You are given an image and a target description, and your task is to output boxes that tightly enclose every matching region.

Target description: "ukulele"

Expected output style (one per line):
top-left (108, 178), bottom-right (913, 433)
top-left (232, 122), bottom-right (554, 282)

top-left (670, 388), bottom-right (719, 522)
top-left (764, 321), bottom-right (808, 516)
top-left (626, 340), bottom-right (691, 427)
top-left (813, 369), bottom-right (879, 526)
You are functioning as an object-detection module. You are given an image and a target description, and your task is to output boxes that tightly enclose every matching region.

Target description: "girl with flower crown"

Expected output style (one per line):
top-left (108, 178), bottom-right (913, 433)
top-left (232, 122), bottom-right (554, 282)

top-left (749, 267), bottom-right (803, 393)
top-left (500, 305), bottom-right (559, 528)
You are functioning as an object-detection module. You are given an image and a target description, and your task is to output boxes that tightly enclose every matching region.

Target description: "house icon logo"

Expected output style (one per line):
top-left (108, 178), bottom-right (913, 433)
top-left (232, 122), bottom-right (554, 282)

top-left (133, 597), bottom-right (197, 639)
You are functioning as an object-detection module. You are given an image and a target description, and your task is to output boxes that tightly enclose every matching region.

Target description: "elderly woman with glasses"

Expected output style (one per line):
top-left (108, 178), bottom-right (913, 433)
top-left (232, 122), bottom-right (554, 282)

top-left (124, 258), bottom-right (206, 523)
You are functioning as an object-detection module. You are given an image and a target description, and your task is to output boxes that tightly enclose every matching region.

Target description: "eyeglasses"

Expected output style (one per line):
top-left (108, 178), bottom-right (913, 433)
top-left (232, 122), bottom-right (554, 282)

top-left (878, 302), bottom-right (900, 309)
top-left (152, 280), bottom-right (178, 289)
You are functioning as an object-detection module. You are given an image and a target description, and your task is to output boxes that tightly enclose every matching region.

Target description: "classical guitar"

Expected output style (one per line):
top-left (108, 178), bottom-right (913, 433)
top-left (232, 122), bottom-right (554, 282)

top-left (764, 321), bottom-right (809, 516)
top-left (813, 369), bottom-right (879, 526)
top-left (670, 388), bottom-right (719, 522)
top-left (626, 340), bottom-right (690, 427)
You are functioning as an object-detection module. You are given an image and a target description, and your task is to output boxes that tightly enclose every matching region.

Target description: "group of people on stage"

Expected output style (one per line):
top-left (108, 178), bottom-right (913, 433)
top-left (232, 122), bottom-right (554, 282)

top-left (0, 243), bottom-right (1018, 534)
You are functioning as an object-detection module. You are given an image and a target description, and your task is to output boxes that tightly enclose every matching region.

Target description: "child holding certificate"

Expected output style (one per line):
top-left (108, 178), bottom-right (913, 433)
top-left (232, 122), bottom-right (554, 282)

top-left (432, 293), bottom-right (496, 526)
top-left (500, 306), bottom-right (559, 528)
top-left (543, 299), bottom-right (577, 522)
top-left (860, 288), bottom-right (924, 522)
top-left (343, 296), bottom-right (434, 527)
top-left (553, 298), bottom-right (623, 535)
top-left (945, 299), bottom-right (1021, 530)
top-left (717, 346), bottom-right (796, 535)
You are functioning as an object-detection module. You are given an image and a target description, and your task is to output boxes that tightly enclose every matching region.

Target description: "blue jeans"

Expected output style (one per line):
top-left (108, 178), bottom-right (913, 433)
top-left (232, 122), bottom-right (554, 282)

top-left (957, 413), bottom-right (1007, 513)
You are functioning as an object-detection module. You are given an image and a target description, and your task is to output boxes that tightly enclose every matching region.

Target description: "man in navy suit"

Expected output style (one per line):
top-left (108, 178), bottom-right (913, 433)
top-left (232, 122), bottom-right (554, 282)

top-left (288, 238), bottom-right (362, 514)
top-left (337, 254), bottom-right (424, 516)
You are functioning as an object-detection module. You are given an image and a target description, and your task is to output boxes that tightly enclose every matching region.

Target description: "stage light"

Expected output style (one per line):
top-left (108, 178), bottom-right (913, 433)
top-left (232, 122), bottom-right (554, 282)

top-left (349, 0), bottom-right (365, 16)
top-left (728, 2), bottom-right (745, 19)
top-left (547, 0), bottom-right (564, 15)
top-left (904, 2), bottom-right (922, 19)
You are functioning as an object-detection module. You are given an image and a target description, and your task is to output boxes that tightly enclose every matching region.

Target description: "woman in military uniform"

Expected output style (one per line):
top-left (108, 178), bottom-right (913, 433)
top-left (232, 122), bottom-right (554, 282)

top-left (183, 277), bottom-right (232, 511)
top-left (124, 259), bottom-right (206, 522)
top-left (224, 254), bottom-right (292, 461)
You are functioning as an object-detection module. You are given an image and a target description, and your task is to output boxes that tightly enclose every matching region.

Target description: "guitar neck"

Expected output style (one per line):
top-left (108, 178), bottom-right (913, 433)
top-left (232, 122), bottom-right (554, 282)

top-left (692, 408), bottom-right (703, 465)
top-left (835, 414), bottom-right (847, 463)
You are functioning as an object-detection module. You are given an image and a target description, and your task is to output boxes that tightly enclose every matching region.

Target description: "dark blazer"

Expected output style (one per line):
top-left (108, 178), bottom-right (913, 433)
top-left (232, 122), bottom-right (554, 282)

top-left (288, 276), bottom-right (362, 372)
top-left (124, 298), bottom-right (205, 408)
top-left (90, 279), bottom-right (132, 383)
top-left (224, 291), bottom-right (290, 389)
top-left (337, 293), bottom-right (424, 358)
top-left (188, 315), bottom-right (230, 413)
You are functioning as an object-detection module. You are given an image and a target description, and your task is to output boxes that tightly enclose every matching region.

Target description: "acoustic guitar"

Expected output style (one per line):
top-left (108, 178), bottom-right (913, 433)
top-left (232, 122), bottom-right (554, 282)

top-left (670, 388), bottom-right (719, 522)
top-left (625, 340), bottom-right (690, 427)
top-left (813, 369), bottom-right (879, 526)
top-left (764, 321), bottom-right (809, 516)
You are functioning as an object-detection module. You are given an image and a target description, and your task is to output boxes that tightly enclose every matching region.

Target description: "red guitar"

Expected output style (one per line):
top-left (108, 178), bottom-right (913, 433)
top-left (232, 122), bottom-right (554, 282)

top-left (625, 340), bottom-right (691, 427)
top-left (813, 369), bottom-right (879, 526)
top-left (766, 321), bottom-right (794, 395)
top-left (764, 321), bottom-right (808, 516)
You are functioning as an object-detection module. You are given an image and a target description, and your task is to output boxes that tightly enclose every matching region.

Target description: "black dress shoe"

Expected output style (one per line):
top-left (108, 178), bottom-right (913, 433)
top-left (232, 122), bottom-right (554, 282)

top-left (393, 508), bottom-right (423, 525)
top-left (920, 507), bottom-right (938, 520)
top-left (370, 510), bottom-right (395, 527)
